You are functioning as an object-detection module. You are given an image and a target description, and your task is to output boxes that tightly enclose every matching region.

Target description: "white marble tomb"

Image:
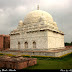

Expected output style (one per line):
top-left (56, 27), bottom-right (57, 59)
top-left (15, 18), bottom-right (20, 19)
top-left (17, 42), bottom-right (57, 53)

top-left (10, 9), bottom-right (64, 51)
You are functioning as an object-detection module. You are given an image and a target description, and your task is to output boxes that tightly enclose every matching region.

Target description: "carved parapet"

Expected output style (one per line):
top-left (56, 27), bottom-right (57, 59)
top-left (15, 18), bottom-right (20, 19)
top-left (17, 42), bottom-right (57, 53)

top-left (10, 29), bottom-right (20, 35)
top-left (10, 33), bottom-right (20, 35)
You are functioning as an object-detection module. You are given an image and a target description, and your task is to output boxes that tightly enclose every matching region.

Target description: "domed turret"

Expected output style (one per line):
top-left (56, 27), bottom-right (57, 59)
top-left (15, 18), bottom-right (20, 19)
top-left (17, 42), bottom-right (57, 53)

top-left (19, 20), bottom-right (23, 25)
top-left (19, 20), bottom-right (23, 26)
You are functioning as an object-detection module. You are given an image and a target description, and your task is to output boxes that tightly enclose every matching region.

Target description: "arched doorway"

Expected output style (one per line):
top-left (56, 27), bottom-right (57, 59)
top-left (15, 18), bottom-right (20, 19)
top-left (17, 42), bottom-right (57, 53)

top-left (18, 42), bottom-right (20, 49)
top-left (25, 42), bottom-right (28, 49)
top-left (33, 41), bottom-right (36, 49)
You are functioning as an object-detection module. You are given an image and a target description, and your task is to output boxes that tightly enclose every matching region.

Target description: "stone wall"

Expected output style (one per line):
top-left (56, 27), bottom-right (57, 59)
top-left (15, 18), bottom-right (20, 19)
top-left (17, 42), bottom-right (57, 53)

top-left (10, 29), bottom-right (64, 51)
top-left (5, 36), bottom-right (10, 48)
top-left (10, 31), bottom-right (48, 50)
top-left (0, 35), bottom-right (10, 50)
top-left (1, 47), bottom-right (72, 57)
top-left (55, 49), bottom-right (72, 57)
top-left (10, 35), bottom-right (20, 50)
top-left (48, 30), bottom-right (64, 50)
top-left (0, 56), bottom-right (37, 69)
top-left (0, 35), bottom-right (3, 49)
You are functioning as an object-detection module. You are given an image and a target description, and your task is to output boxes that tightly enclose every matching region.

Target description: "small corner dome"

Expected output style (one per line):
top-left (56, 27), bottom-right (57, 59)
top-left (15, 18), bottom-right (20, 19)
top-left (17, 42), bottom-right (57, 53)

top-left (18, 20), bottom-right (23, 27)
top-left (19, 20), bottom-right (23, 24)
top-left (24, 10), bottom-right (53, 24)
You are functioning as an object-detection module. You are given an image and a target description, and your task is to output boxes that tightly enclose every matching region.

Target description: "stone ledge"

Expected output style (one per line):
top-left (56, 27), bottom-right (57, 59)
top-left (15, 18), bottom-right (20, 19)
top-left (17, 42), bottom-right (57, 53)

top-left (0, 47), bottom-right (72, 57)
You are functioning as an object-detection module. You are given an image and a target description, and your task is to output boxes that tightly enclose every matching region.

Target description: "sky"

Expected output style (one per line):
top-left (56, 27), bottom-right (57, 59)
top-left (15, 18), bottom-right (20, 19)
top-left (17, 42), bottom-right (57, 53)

top-left (0, 0), bottom-right (72, 43)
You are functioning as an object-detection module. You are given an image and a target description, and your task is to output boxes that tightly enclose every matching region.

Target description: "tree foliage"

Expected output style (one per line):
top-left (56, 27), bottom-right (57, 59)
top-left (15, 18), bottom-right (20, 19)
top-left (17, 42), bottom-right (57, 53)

top-left (65, 42), bottom-right (72, 46)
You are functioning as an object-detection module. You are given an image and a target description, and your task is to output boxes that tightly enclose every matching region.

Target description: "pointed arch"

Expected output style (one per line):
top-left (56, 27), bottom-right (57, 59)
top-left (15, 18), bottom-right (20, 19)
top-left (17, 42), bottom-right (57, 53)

top-left (18, 42), bottom-right (20, 49)
top-left (33, 41), bottom-right (36, 49)
top-left (24, 42), bottom-right (28, 49)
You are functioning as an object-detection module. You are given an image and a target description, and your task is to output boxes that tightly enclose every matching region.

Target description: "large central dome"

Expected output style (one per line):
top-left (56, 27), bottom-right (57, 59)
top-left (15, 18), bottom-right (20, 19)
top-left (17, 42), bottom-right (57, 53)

top-left (24, 10), bottom-right (53, 24)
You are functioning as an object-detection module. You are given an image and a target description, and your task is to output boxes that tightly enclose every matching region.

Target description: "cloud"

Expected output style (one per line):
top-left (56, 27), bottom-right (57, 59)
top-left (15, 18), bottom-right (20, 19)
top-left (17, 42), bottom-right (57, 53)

top-left (15, 5), bottom-right (27, 14)
top-left (0, 5), bottom-right (27, 34)
top-left (39, 0), bottom-right (70, 10)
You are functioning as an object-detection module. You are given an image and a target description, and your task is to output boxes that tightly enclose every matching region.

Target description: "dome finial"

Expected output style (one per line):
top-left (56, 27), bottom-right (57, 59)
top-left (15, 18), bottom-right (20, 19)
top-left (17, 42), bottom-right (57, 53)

top-left (37, 5), bottom-right (39, 10)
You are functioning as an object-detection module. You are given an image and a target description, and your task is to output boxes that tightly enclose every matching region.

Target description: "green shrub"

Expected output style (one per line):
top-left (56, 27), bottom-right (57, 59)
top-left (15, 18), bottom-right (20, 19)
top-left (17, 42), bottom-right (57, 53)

top-left (5, 54), bottom-right (16, 56)
top-left (21, 55), bottom-right (30, 57)
top-left (0, 53), bottom-right (4, 55)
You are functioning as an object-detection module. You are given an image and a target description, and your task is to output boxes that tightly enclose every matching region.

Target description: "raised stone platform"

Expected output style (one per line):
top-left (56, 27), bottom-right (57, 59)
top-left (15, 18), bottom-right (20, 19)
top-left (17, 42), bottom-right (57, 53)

top-left (0, 47), bottom-right (72, 57)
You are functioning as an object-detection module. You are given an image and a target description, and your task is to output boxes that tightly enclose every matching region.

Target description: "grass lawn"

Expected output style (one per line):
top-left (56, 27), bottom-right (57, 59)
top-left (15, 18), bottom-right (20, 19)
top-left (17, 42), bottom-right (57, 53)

top-left (25, 53), bottom-right (72, 69)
